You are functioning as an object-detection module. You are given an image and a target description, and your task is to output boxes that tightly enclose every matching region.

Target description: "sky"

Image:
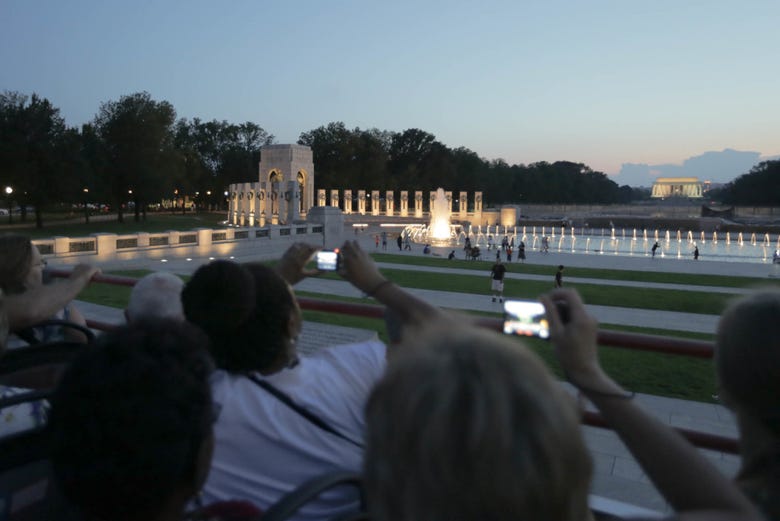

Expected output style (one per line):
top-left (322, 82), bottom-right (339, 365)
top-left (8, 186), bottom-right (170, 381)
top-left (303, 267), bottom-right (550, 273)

top-left (2, 0), bottom-right (779, 187)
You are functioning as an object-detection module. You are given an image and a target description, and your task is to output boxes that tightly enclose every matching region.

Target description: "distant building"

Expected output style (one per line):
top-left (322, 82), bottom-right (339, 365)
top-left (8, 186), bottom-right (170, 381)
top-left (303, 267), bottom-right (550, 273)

top-left (651, 177), bottom-right (703, 198)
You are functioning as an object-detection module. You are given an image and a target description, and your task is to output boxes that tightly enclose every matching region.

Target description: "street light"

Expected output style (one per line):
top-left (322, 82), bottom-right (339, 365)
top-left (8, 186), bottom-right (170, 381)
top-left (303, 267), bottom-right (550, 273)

top-left (4, 186), bottom-right (13, 225)
top-left (83, 187), bottom-right (90, 224)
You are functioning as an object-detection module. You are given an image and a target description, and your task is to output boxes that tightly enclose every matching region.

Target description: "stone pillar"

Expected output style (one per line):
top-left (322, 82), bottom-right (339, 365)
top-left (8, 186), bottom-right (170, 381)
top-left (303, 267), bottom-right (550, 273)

top-left (307, 206), bottom-right (344, 249)
top-left (330, 189), bottom-right (339, 209)
top-left (343, 190), bottom-right (352, 214)
top-left (54, 237), bottom-right (70, 255)
top-left (318, 189), bottom-right (327, 207)
top-left (445, 191), bottom-right (453, 214)
top-left (258, 184), bottom-right (267, 227)
top-left (400, 191), bottom-right (409, 217)
top-left (270, 182), bottom-right (280, 225)
top-left (474, 192), bottom-right (483, 213)
top-left (92, 233), bottom-right (118, 262)
top-left (358, 190), bottom-right (366, 215)
top-left (231, 191), bottom-right (238, 225)
top-left (459, 191), bottom-right (468, 218)
top-left (414, 191), bottom-right (423, 218)
top-left (371, 190), bottom-right (380, 216)
top-left (286, 180), bottom-right (301, 223)
top-left (385, 191), bottom-right (394, 216)
top-left (137, 232), bottom-right (150, 248)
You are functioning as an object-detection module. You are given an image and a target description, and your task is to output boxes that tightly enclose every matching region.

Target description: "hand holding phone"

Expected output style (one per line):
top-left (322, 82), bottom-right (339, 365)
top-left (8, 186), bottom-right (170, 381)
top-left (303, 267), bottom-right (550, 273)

top-left (503, 300), bottom-right (550, 339)
top-left (316, 249), bottom-right (340, 271)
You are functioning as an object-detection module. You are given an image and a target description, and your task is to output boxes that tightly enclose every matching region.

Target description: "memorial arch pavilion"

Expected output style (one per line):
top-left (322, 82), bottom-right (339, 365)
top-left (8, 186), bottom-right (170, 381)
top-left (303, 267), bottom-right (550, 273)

top-left (651, 177), bottom-right (703, 198)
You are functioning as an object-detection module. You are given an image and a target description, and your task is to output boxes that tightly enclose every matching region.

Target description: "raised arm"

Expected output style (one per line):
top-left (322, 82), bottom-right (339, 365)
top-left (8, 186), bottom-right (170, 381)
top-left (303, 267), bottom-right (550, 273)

top-left (6, 264), bottom-right (101, 331)
top-left (274, 243), bottom-right (320, 286)
top-left (540, 288), bottom-right (761, 521)
top-left (338, 240), bottom-right (444, 329)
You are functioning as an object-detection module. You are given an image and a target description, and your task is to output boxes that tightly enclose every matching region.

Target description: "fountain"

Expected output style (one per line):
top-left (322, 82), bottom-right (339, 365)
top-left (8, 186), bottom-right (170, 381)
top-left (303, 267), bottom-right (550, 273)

top-left (402, 188), bottom-right (462, 246)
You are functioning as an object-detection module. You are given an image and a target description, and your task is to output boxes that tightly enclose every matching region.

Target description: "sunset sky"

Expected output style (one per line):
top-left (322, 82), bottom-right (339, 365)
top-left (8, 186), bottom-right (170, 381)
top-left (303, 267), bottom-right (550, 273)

top-left (2, 0), bottom-right (778, 186)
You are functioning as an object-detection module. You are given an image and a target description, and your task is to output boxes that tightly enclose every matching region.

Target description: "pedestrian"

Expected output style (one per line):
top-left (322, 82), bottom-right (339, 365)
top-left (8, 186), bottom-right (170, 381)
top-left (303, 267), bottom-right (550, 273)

top-left (464, 237), bottom-right (472, 251)
top-left (375, 235), bottom-right (380, 249)
top-left (487, 235), bottom-right (494, 251)
top-left (506, 247), bottom-right (512, 263)
top-left (652, 241), bottom-right (659, 258)
top-left (693, 245), bottom-right (699, 260)
top-left (555, 265), bottom-right (564, 288)
top-left (448, 250), bottom-right (455, 260)
top-left (490, 259), bottom-right (507, 303)
top-left (404, 235), bottom-right (411, 251)
top-left (423, 244), bottom-right (431, 255)
top-left (541, 236), bottom-right (549, 253)
top-left (495, 249), bottom-right (501, 262)
top-left (396, 235), bottom-right (402, 251)
top-left (501, 236), bottom-right (509, 251)
top-left (381, 231), bottom-right (387, 251)
top-left (518, 241), bottom-right (526, 263)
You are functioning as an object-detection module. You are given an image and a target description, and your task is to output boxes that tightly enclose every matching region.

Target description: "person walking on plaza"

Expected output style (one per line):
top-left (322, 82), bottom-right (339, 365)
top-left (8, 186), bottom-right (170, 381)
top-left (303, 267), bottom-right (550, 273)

top-left (404, 235), bottom-right (411, 251)
top-left (541, 236), bottom-right (549, 253)
top-left (518, 241), bottom-right (526, 263)
top-left (652, 241), bottom-right (659, 258)
top-left (555, 265), bottom-right (564, 288)
top-left (693, 245), bottom-right (699, 260)
top-left (396, 235), bottom-right (402, 251)
top-left (490, 259), bottom-right (507, 303)
top-left (381, 231), bottom-right (387, 251)
top-left (375, 235), bottom-right (379, 249)
top-left (506, 246), bottom-right (512, 263)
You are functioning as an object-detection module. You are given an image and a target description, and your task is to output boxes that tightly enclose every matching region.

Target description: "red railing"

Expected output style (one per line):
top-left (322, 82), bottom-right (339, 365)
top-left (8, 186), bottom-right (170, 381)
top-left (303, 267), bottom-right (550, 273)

top-left (57, 270), bottom-right (736, 454)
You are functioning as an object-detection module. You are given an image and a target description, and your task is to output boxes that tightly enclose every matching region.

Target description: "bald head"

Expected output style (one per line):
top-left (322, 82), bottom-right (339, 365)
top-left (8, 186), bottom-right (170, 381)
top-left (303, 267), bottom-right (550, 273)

top-left (126, 272), bottom-right (185, 324)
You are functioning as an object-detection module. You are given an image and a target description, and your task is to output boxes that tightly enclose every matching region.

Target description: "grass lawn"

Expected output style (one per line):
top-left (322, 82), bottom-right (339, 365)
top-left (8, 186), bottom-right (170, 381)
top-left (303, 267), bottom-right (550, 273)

top-left (371, 252), bottom-right (776, 288)
top-left (6, 213), bottom-right (228, 239)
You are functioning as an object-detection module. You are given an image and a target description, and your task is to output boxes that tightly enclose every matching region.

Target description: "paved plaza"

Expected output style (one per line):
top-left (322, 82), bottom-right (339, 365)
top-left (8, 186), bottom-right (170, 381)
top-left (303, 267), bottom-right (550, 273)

top-left (71, 223), bottom-right (780, 515)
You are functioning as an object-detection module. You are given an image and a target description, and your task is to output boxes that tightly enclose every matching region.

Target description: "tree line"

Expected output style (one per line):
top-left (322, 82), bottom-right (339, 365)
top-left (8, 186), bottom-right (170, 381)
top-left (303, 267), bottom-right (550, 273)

top-left (3, 90), bottom-right (774, 228)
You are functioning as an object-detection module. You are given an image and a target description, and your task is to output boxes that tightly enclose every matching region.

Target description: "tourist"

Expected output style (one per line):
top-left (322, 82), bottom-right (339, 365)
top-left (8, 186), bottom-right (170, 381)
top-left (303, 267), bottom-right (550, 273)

top-left (714, 290), bottom-right (780, 519)
top-left (374, 235), bottom-right (379, 249)
top-left (541, 236), bottom-right (549, 253)
top-left (773, 249), bottom-right (780, 264)
top-left (490, 259), bottom-right (506, 303)
top-left (464, 236), bottom-right (471, 251)
top-left (381, 231), bottom-right (387, 251)
top-left (448, 250), bottom-right (455, 260)
top-left (363, 299), bottom-right (762, 521)
top-left (652, 241), bottom-right (659, 258)
top-left (181, 241), bottom-right (443, 519)
top-left (518, 241), bottom-right (526, 262)
top-left (47, 320), bottom-right (261, 521)
top-left (693, 245), bottom-right (699, 260)
top-left (403, 234), bottom-right (411, 251)
top-left (555, 265), bottom-right (564, 288)
top-left (125, 271), bottom-right (185, 323)
top-left (396, 234), bottom-right (402, 251)
top-left (506, 246), bottom-right (512, 263)
top-left (0, 234), bottom-right (99, 345)
top-left (487, 235), bottom-right (494, 250)
top-left (423, 244), bottom-right (431, 254)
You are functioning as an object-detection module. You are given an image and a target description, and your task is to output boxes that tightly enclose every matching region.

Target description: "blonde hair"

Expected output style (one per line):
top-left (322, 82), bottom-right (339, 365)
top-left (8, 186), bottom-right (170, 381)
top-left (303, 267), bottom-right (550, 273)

top-left (364, 323), bottom-right (592, 521)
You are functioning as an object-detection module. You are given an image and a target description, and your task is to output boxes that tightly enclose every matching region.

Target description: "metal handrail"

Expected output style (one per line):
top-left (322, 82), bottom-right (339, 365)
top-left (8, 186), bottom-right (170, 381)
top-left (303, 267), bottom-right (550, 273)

top-left (52, 269), bottom-right (734, 453)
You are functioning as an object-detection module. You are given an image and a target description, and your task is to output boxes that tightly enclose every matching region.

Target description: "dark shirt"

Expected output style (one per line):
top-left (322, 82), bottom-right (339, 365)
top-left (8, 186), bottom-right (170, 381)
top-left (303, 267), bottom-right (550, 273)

top-left (491, 264), bottom-right (506, 281)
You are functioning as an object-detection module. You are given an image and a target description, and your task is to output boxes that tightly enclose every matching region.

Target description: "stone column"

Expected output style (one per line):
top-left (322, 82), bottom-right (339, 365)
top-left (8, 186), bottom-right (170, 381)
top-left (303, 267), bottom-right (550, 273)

top-left (385, 191), bottom-right (394, 216)
top-left (358, 190), bottom-right (366, 215)
top-left (459, 191), bottom-right (468, 218)
top-left (445, 191), bottom-right (453, 214)
top-left (414, 191), bottom-right (423, 218)
top-left (307, 206), bottom-right (344, 249)
top-left (400, 191), bottom-right (409, 217)
top-left (92, 233), bottom-right (118, 262)
top-left (343, 190), bottom-right (352, 214)
top-left (286, 180), bottom-right (300, 223)
top-left (371, 190), bottom-right (380, 216)
top-left (270, 182), bottom-right (280, 225)
top-left (318, 189), bottom-right (327, 207)
top-left (248, 188), bottom-right (256, 226)
top-left (258, 184), bottom-right (267, 227)
top-left (232, 191), bottom-right (238, 225)
top-left (474, 192), bottom-right (483, 221)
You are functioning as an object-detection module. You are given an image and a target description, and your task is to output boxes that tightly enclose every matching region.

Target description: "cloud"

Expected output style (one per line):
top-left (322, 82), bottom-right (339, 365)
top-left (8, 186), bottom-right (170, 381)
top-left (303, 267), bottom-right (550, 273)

top-left (613, 149), bottom-right (764, 187)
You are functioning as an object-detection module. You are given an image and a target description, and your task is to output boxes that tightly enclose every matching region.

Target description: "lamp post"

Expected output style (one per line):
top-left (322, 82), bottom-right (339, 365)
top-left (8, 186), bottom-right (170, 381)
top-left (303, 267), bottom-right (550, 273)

top-left (4, 186), bottom-right (13, 225)
top-left (83, 187), bottom-right (90, 224)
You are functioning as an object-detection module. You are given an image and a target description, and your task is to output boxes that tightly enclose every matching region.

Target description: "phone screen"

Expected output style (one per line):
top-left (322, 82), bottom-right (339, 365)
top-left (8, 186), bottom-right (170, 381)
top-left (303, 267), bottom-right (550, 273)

top-left (503, 300), bottom-right (549, 339)
top-left (316, 250), bottom-right (339, 271)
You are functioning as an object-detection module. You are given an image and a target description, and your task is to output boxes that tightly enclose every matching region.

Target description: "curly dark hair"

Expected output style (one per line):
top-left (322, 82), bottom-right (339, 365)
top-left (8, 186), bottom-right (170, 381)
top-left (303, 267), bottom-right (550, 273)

top-left (181, 260), bottom-right (298, 373)
top-left (49, 320), bottom-right (214, 521)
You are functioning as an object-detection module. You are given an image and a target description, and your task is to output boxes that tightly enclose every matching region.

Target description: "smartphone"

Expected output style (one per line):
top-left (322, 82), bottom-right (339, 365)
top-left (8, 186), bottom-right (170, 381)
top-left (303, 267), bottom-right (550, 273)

top-left (316, 249), bottom-right (340, 271)
top-left (503, 300), bottom-right (550, 339)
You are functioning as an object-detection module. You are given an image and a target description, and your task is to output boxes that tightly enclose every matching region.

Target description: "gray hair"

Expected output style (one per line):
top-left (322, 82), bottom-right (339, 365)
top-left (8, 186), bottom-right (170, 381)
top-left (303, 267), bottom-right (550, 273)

top-left (126, 272), bottom-right (185, 323)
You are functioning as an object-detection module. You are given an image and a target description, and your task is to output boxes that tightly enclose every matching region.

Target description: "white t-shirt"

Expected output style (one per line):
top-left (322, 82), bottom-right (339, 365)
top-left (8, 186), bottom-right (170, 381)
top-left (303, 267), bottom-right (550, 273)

top-left (201, 340), bottom-right (386, 521)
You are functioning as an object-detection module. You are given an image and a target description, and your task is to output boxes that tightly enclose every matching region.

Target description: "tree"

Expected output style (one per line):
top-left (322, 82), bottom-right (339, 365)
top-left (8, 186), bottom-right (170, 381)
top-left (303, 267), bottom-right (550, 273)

top-left (0, 91), bottom-right (70, 228)
top-left (93, 92), bottom-right (178, 222)
top-left (721, 160), bottom-right (780, 205)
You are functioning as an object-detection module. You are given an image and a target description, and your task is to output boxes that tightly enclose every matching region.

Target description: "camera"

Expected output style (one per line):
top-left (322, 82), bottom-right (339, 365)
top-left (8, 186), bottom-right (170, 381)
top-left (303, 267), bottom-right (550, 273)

top-left (503, 300), bottom-right (550, 339)
top-left (316, 249), bottom-right (340, 271)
